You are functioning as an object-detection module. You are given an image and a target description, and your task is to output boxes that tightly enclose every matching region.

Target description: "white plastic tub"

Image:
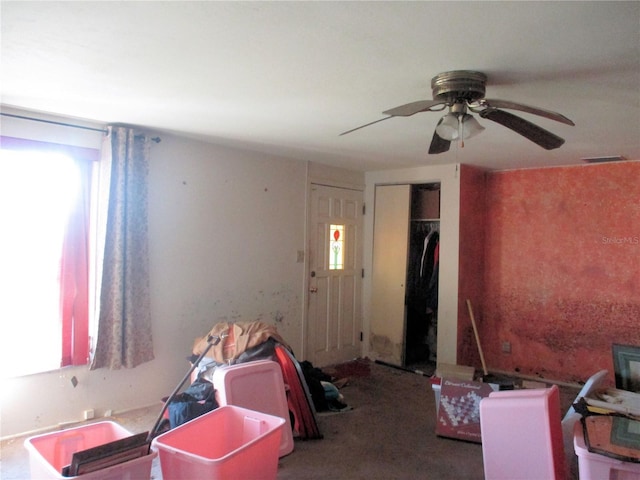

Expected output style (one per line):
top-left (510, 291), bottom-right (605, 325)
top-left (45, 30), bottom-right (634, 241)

top-left (213, 359), bottom-right (294, 457)
top-left (152, 405), bottom-right (285, 480)
top-left (24, 421), bottom-right (156, 480)
top-left (574, 421), bottom-right (640, 480)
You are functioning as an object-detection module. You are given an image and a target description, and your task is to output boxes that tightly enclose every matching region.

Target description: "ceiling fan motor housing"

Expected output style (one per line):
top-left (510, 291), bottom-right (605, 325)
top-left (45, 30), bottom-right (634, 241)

top-left (431, 70), bottom-right (487, 103)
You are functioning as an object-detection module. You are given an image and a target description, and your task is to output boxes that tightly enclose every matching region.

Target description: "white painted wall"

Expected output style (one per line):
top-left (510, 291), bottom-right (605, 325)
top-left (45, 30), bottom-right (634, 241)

top-left (363, 164), bottom-right (461, 366)
top-left (0, 114), bottom-right (308, 437)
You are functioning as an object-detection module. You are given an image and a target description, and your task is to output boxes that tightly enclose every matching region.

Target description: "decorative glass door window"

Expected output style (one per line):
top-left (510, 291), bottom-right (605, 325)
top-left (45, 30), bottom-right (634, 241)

top-left (329, 224), bottom-right (345, 270)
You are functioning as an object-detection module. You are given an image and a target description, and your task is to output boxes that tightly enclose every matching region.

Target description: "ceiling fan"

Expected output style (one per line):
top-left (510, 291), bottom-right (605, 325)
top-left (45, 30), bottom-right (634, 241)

top-left (341, 70), bottom-right (575, 154)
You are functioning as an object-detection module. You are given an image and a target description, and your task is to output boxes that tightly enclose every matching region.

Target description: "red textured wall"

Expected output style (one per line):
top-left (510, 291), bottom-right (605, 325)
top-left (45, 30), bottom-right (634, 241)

top-left (481, 161), bottom-right (640, 384)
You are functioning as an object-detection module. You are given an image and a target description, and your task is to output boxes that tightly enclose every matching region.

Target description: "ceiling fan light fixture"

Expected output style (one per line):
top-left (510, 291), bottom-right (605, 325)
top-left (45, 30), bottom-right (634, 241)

top-left (462, 113), bottom-right (485, 139)
top-left (435, 113), bottom-right (460, 140)
top-left (435, 112), bottom-right (485, 141)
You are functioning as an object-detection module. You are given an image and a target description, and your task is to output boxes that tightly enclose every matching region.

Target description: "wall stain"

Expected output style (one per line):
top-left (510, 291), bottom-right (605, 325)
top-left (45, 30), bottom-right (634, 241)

top-left (482, 162), bottom-right (640, 383)
top-left (197, 286), bottom-right (300, 345)
top-left (370, 333), bottom-right (395, 358)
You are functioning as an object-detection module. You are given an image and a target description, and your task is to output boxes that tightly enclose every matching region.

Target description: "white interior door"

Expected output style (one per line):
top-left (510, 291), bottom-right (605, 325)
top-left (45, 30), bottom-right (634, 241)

top-left (306, 184), bottom-right (363, 367)
top-left (370, 184), bottom-right (410, 366)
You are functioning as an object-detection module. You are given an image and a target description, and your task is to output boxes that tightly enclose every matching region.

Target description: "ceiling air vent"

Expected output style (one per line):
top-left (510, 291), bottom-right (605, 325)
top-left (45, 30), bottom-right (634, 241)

top-left (581, 155), bottom-right (627, 163)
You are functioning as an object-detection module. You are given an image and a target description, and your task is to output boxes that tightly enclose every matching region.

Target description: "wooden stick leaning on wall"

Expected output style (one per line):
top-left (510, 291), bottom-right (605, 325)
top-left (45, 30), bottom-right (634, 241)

top-left (466, 299), bottom-right (488, 377)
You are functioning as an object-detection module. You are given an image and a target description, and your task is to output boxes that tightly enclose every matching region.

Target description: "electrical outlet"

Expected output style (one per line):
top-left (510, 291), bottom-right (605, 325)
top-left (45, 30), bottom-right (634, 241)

top-left (501, 341), bottom-right (511, 353)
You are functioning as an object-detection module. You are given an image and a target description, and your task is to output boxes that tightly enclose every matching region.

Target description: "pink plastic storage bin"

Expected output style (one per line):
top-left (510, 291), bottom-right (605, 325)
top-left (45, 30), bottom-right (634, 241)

top-left (213, 359), bottom-right (294, 457)
top-left (24, 421), bottom-right (156, 480)
top-left (480, 385), bottom-right (566, 480)
top-left (152, 405), bottom-right (285, 480)
top-left (574, 421), bottom-right (640, 480)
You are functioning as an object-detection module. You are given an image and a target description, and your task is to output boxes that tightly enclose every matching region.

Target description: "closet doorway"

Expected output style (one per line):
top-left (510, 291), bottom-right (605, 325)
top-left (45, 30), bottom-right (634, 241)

top-left (405, 184), bottom-right (440, 369)
top-left (370, 183), bottom-right (440, 369)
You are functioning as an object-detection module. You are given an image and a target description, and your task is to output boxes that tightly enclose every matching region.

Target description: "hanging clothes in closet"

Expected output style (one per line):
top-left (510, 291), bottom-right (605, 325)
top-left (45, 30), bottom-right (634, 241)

top-left (421, 225), bottom-right (439, 312)
top-left (407, 221), bottom-right (439, 312)
top-left (405, 221), bottom-right (440, 363)
top-left (423, 224), bottom-right (439, 361)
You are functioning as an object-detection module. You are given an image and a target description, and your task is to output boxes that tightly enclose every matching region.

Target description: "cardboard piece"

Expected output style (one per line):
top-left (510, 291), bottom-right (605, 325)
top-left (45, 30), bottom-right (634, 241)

top-left (435, 363), bottom-right (475, 381)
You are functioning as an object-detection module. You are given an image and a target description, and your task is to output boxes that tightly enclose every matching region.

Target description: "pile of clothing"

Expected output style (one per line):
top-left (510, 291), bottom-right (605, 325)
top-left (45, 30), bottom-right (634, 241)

top-left (299, 361), bottom-right (350, 412)
top-left (166, 320), bottom-right (342, 440)
top-left (190, 321), bottom-right (290, 382)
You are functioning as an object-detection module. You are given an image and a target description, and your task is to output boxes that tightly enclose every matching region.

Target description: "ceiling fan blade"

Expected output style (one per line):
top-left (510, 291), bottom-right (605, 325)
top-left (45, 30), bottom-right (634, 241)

top-left (341, 100), bottom-right (447, 136)
top-left (340, 116), bottom-right (393, 136)
top-left (383, 99), bottom-right (447, 117)
top-left (482, 99), bottom-right (575, 126)
top-left (480, 109), bottom-right (565, 150)
top-left (428, 120), bottom-right (451, 154)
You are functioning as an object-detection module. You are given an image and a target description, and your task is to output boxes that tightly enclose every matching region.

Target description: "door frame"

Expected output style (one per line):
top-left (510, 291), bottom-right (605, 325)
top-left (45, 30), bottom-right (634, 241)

top-left (362, 164), bottom-right (462, 367)
top-left (302, 168), bottom-right (365, 365)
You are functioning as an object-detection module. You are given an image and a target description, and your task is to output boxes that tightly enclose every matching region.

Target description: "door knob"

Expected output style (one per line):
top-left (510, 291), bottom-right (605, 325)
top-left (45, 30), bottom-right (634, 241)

top-left (309, 287), bottom-right (318, 293)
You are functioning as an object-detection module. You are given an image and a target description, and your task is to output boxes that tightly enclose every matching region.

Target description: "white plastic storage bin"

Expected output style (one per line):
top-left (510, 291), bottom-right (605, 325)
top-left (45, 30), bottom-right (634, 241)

top-left (24, 421), bottom-right (156, 480)
top-left (574, 421), bottom-right (640, 480)
top-left (213, 359), bottom-right (294, 457)
top-left (152, 405), bottom-right (285, 480)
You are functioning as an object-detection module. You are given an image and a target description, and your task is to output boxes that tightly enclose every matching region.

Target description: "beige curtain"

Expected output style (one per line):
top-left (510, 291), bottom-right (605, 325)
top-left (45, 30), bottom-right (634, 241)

top-left (90, 126), bottom-right (154, 370)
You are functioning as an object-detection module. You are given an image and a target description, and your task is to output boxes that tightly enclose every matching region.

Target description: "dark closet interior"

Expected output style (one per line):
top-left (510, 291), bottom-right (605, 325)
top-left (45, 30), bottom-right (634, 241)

top-left (405, 183), bottom-right (440, 369)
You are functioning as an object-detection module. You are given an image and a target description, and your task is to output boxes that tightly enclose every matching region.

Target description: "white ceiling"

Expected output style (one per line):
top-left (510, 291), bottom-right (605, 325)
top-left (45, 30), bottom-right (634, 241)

top-left (1, 1), bottom-right (639, 172)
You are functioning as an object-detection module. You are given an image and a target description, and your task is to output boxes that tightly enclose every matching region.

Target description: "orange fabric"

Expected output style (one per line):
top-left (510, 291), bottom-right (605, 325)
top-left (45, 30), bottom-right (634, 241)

top-left (193, 321), bottom-right (290, 363)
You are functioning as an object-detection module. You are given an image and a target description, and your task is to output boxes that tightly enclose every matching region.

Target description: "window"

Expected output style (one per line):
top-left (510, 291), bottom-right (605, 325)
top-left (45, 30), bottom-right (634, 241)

top-left (329, 224), bottom-right (345, 270)
top-left (0, 138), bottom-right (99, 378)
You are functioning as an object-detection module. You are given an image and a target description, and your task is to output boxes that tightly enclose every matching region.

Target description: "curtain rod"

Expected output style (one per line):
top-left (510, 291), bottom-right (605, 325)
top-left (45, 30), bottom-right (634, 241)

top-left (1, 112), bottom-right (161, 142)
